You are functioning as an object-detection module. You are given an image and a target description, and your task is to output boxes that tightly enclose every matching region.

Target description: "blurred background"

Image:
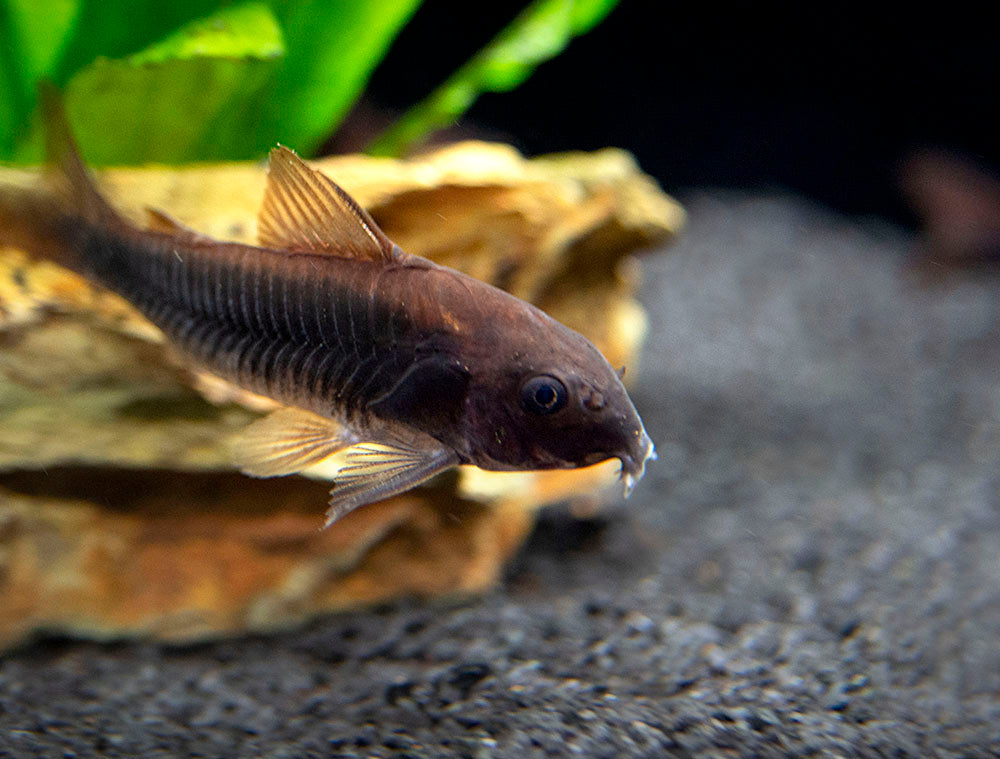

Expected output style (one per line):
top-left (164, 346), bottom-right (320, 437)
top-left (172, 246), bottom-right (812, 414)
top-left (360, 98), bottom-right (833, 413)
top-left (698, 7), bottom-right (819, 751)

top-left (360, 2), bottom-right (998, 227)
top-left (5, 0), bottom-right (995, 230)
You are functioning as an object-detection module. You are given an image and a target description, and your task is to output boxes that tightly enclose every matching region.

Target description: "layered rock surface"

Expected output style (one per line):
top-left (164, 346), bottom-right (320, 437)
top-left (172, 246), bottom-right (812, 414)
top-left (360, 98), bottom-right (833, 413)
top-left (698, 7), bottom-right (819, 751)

top-left (0, 143), bottom-right (681, 648)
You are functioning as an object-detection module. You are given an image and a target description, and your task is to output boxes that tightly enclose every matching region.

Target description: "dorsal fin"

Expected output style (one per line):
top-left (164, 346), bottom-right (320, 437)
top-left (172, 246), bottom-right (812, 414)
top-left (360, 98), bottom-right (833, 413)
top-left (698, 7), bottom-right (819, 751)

top-left (258, 146), bottom-right (397, 263)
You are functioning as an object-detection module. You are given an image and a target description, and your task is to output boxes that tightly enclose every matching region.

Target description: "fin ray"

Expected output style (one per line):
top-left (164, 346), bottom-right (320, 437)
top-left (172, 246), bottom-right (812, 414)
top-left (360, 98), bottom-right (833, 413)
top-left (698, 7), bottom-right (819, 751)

top-left (233, 407), bottom-right (357, 477)
top-left (324, 441), bottom-right (457, 526)
top-left (258, 146), bottom-right (397, 263)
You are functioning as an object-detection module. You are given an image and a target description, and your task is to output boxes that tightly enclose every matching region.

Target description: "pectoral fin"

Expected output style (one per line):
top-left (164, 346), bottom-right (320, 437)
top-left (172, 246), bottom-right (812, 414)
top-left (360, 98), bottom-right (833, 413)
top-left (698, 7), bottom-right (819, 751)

top-left (233, 407), bottom-right (357, 477)
top-left (233, 408), bottom-right (456, 526)
top-left (325, 440), bottom-right (458, 526)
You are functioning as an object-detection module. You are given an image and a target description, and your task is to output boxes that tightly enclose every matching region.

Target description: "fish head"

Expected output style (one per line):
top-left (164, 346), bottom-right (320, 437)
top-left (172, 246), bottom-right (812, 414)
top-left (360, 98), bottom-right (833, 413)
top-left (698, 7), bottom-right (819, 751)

top-left (461, 311), bottom-right (655, 496)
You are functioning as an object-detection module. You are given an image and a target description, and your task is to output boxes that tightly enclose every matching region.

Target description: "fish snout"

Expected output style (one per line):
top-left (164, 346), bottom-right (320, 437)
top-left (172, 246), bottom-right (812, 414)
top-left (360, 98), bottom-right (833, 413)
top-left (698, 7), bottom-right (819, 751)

top-left (619, 427), bottom-right (655, 497)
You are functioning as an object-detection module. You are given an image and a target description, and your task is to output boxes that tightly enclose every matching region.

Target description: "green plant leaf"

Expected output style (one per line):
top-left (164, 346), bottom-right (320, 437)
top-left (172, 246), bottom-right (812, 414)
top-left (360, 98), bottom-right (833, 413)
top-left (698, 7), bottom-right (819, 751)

top-left (61, 56), bottom-right (281, 164)
top-left (14, 1), bottom-right (285, 164)
top-left (129, 2), bottom-right (282, 64)
top-left (367, 0), bottom-right (621, 157)
top-left (0, 36), bottom-right (24, 157)
top-left (0, 0), bottom-right (80, 155)
top-left (3, 0), bottom-right (79, 83)
top-left (9, 0), bottom-right (423, 163)
top-left (258, 0), bottom-right (423, 156)
top-left (52, 0), bottom-right (228, 82)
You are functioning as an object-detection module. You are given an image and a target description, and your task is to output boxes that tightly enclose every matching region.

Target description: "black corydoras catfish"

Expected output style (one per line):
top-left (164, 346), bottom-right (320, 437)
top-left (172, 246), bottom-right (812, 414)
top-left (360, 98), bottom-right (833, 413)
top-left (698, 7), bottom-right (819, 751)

top-left (0, 95), bottom-right (654, 525)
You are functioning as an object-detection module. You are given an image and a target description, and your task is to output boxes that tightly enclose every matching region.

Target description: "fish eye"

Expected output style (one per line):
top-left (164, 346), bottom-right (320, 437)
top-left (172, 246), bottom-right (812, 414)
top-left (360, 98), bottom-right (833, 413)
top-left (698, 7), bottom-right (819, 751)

top-left (520, 375), bottom-right (568, 415)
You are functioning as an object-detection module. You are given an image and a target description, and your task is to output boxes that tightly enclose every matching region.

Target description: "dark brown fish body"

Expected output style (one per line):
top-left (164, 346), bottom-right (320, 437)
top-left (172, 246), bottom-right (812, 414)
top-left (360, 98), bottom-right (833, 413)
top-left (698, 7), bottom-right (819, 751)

top-left (72, 224), bottom-right (429, 423)
top-left (0, 95), bottom-right (653, 524)
top-left (61, 219), bottom-right (645, 468)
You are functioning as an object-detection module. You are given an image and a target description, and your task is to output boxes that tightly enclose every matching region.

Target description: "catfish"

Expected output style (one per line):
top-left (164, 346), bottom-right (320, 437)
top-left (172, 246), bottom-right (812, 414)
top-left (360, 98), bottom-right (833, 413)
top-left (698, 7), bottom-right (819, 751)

top-left (0, 93), bottom-right (654, 525)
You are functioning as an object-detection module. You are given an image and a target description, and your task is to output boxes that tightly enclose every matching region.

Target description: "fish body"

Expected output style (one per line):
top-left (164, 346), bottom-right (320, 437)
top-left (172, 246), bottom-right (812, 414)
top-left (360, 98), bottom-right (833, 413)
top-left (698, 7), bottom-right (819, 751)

top-left (0, 96), bottom-right (654, 524)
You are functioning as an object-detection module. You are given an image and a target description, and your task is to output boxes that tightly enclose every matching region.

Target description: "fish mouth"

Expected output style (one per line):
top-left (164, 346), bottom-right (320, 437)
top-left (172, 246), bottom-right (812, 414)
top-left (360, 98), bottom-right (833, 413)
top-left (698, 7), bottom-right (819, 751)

top-left (618, 429), bottom-right (656, 497)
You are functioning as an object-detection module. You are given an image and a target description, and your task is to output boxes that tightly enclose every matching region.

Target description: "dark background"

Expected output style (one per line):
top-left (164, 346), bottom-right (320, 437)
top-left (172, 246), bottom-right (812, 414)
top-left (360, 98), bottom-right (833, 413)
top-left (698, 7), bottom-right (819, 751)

top-left (363, 1), bottom-right (998, 224)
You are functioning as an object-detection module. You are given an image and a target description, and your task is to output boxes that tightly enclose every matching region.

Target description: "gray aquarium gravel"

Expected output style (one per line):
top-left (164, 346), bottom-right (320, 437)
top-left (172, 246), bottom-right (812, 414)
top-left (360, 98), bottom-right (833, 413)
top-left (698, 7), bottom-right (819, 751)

top-left (2, 193), bottom-right (999, 758)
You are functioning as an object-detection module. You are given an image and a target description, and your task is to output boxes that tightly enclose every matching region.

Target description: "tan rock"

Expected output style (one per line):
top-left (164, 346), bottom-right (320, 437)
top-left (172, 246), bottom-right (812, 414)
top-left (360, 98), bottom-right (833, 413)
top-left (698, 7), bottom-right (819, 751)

top-left (0, 142), bottom-right (682, 649)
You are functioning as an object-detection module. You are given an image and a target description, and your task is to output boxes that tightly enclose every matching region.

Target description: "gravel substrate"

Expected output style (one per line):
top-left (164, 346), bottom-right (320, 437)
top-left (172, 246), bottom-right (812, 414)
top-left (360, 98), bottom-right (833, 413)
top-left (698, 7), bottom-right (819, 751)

top-left (2, 193), bottom-right (998, 758)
